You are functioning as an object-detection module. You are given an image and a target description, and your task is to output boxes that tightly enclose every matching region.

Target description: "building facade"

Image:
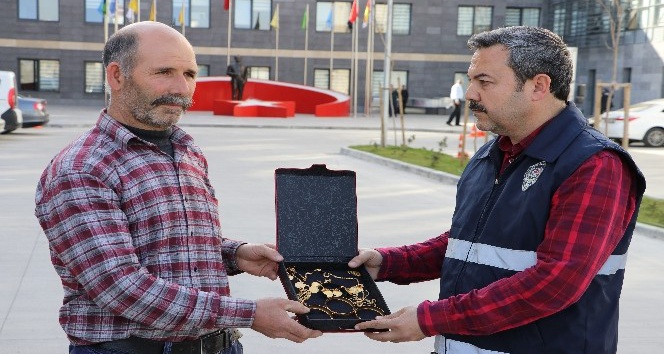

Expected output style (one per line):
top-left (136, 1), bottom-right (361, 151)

top-left (0, 0), bottom-right (662, 115)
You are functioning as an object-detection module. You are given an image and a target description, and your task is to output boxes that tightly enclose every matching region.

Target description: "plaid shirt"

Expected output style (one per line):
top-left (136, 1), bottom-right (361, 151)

top-left (376, 131), bottom-right (638, 337)
top-left (35, 112), bottom-right (255, 345)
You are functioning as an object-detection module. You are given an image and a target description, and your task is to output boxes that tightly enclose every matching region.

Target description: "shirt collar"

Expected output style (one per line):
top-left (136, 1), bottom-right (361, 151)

top-left (96, 110), bottom-right (193, 149)
top-left (497, 120), bottom-right (552, 158)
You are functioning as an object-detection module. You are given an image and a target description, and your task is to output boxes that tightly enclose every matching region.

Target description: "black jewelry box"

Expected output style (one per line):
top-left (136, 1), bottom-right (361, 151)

top-left (275, 164), bottom-right (391, 332)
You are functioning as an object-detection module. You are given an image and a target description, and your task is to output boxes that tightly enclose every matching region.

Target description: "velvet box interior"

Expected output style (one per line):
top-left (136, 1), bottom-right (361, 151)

top-left (275, 164), bottom-right (390, 332)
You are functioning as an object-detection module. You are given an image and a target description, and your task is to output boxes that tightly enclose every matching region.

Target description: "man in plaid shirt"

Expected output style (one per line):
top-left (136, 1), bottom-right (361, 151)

top-left (353, 27), bottom-right (645, 354)
top-left (35, 21), bottom-right (321, 354)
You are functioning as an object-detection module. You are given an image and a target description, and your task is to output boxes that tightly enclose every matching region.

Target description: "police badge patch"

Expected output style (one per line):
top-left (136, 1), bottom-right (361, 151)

top-left (522, 161), bottom-right (546, 191)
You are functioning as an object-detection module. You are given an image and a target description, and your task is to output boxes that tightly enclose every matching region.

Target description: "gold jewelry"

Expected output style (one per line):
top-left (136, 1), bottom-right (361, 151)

top-left (324, 297), bottom-right (359, 318)
top-left (285, 267), bottom-right (386, 320)
top-left (355, 305), bottom-right (386, 317)
top-left (308, 305), bottom-right (334, 317)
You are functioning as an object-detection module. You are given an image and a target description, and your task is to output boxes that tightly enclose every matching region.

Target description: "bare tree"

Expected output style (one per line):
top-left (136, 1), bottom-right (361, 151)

top-left (594, 0), bottom-right (625, 133)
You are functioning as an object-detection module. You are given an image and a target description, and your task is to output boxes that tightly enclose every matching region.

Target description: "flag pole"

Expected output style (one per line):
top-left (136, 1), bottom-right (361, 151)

top-left (303, 4), bottom-right (309, 85)
top-left (381, 0), bottom-right (394, 147)
top-left (348, 0), bottom-right (358, 117)
top-left (227, 0), bottom-right (232, 66)
top-left (329, 8), bottom-right (335, 87)
top-left (272, 4), bottom-right (279, 81)
top-left (349, 24), bottom-right (355, 116)
top-left (353, 21), bottom-right (358, 117)
top-left (114, 7), bottom-right (119, 34)
top-left (363, 0), bottom-right (374, 116)
top-left (349, 24), bottom-right (354, 112)
top-left (137, 0), bottom-right (141, 22)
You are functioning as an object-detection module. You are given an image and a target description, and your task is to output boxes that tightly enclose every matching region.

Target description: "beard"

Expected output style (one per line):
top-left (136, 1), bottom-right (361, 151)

top-left (118, 77), bottom-right (193, 130)
top-left (468, 90), bottom-right (526, 137)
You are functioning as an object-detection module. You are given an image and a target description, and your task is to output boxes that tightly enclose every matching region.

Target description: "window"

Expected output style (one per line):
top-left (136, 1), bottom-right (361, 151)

top-left (457, 6), bottom-right (492, 36)
top-left (19, 0), bottom-right (59, 21)
top-left (19, 59), bottom-right (60, 92)
top-left (173, 0), bottom-right (210, 28)
top-left (569, 2), bottom-right (586, 37)
top-left (85, 62), bottom-right (105, 93)
top-left (623, 67), bottom-right (632, 83)
top-left (371, 70), bottom-right (408, 99)
top-left (248, 66), bottom-right (270, 80)
top-left (374, 3), bottom-right (411, 34)
top-left (197, 65), bottom-right (209, 77)
top-left (656, 4), bottom-right (664, 26)
top-left (553, 3), bottom-right (566, 35)
top-left (315, 2), bottom-right (352, 33)
top-left (505, 7), bottom-right (540, 27)
top-left (584, 2), bottom-right (606, 34)
top-left (235, 0), bottom-right (272, 30)
top-left (314, 68), bottom-right (350, 95)
top-left (85, 0), bottom-right (125, 25)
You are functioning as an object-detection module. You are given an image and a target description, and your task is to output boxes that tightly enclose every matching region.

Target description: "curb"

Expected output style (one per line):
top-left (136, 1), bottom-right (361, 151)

top-left (634, 223), bottom-right (664, 241)
top-left (340, 147), bottom-right (664, 240)
top-left (339, 147), bottom-right (460, 185)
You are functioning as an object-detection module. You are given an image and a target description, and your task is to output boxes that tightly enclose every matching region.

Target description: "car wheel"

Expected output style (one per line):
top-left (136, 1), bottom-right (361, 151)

top-left (643, 127), bottom-right (664, 147)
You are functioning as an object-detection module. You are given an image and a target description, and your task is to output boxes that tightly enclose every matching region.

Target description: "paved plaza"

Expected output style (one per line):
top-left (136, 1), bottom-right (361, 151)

top-left (1, 106), bottom-right (663, 353)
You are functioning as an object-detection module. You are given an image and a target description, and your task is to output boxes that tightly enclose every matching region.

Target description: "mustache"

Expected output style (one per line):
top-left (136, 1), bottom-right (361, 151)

top-left (151, 95), bottom-right (193, 110)
top-left (468, 100), bottom-right (487, 113)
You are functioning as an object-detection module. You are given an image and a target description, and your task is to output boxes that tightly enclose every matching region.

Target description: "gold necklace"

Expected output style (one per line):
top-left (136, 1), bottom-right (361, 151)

top-left (286, 267), bottom-right (386, 320)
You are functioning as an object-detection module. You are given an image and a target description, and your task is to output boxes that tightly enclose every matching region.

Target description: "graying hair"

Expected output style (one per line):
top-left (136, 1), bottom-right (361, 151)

top-left (102, 28), bottom-right (139, 77)
top-left (102, 27), bottom-right (140, 102)
top-left (467, 26), bottom-right (573, 101)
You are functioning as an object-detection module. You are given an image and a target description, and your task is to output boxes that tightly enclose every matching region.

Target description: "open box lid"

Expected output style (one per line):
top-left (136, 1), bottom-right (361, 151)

top-left (275, 164), bottom-right (358, 262)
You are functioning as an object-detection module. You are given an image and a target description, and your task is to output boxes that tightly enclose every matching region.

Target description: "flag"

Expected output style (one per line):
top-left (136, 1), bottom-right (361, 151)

top-left (126, 0), bottom-right (138, 23)
top-left (325, 9), bottom-right (333, 30)
top-left (347, 0), bottom-right (358, 29)
top-left (98, 0), bottom-right (116, 15)
top-left (224, 0), bottom-right (229, 11)
top-left (270, 4), bottom-right (279, 29)
top-left (348, 0), bottom-right (358, 24)
top-left (179, 3), bottom-right (184, 25)
top-left (362, 0), bottom-right (371, 29)
top-left (300, 7), bottom-right (308, 30)
top-left (149, 0), bottom-right (156, 21)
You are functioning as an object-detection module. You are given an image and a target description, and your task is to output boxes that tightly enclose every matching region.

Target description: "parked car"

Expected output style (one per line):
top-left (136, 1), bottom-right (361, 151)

top-left (18, 95), bottom-right (49, 128)
top-left (592, 98), bottom-right (664, 147)
top-left (0, 70), bottom-right (23, 133)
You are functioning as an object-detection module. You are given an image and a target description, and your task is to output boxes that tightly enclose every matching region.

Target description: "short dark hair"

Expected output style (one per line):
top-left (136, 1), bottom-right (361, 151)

top-left (102, 28), bottom-right (139, 76)
top-left (467, 26), bottom-right (573, 101)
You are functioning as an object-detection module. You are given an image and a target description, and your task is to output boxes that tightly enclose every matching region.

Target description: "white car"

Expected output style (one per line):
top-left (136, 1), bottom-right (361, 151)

top-left (595, 98), bottom-right (664, 147)
top-left (0, 70), bottom-right (23, 133)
